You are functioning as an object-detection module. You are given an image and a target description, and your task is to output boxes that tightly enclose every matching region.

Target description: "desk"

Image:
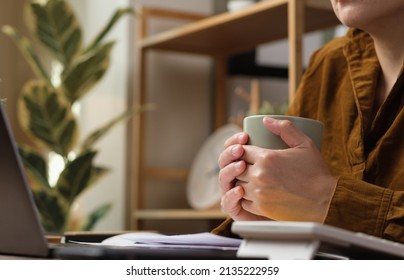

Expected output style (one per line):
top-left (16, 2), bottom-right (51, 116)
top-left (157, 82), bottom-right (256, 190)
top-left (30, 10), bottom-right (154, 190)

top-left (0, 247), bottom-right (240, 260)
top-left (0, 254), bottom-right (41, 260)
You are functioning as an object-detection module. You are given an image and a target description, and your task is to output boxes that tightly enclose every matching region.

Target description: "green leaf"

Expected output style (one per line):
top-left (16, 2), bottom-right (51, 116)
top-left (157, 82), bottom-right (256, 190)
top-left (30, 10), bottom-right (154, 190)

top-left (85, 8), bottom-right (133, 52)
top-left (18, 145), bottom-right (50, 190)
top-left (88, 165), bottom-right (110, 187)
top-left (32, 189), bottom-right (68, 233)
top-left (18, 80), bottom-right (78, 156)
top-left (79, 203), bottom-right (112, 231)
top-left (81, 105), bottom-right (154, 151)
top-left (1, 25), bottom-right (50, 83)
top-left (29, 0), bottom-right (82, 68)
top-left (62, 42), bottom-right (114, 103)
top-left (56, 150), bottom-right (97, 205)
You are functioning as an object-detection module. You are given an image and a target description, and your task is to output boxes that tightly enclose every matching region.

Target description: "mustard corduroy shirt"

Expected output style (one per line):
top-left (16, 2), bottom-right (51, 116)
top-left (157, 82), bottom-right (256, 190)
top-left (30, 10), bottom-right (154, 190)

top-left (213, 29), bottom-right (404, 243)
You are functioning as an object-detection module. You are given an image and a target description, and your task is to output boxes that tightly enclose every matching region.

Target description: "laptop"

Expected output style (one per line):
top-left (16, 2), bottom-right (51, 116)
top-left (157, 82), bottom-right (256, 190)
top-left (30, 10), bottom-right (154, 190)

top-left (0, 104), bottom-right (49, 258)
top-left (0, 104), bottom-right (240, 259)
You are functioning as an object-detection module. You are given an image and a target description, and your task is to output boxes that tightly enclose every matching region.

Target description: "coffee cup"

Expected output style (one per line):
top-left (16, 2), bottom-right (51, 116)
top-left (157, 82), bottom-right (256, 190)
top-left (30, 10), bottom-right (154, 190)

top-left (243, 115), bottom-right (324, 149)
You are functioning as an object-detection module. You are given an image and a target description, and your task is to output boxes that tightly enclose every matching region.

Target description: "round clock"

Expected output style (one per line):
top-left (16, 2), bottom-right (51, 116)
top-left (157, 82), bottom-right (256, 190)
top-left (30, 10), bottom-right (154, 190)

top-left (186, 123), bottom-right (242, 210)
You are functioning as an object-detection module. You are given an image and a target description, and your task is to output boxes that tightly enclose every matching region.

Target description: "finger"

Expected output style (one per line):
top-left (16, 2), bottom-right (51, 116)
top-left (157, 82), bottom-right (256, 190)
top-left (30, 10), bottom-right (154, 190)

top-left (240, 199), bottom-right (263, 218)
top-left (235, 163), bottom-right (251, 185)
top-left (240, 199), bottom-right (254, 213)
top-left (218, 144), bottom-right (244, 169)
top-left (223, 132), bottom-right (249, 149)
top-left (218, 160), bottom-right (246, 195)
top-left (222, 185), bottom-right (271, 221)
top-left (239, 145), bottom-right (268, 165)
top-left (221, 185), bottom-right (244, 216)
top-left (232, 179), bottom-right (253, 201)
top-left (263, 117), bottom-right (311, 148)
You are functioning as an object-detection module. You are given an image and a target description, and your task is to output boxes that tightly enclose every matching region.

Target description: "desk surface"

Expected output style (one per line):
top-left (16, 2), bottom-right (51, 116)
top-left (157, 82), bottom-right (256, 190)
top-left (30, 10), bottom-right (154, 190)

top-left (0, 245), bottom-right (241, 260)
top-left (0, 254), bottom-right (42, 260)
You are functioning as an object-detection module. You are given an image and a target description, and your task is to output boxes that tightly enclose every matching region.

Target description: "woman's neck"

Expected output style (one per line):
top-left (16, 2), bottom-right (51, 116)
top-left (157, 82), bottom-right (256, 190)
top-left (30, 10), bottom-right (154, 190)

top-left (374, 40), bottom-right (403, 89)
top-left (369, 26), bottom-right (404, 105)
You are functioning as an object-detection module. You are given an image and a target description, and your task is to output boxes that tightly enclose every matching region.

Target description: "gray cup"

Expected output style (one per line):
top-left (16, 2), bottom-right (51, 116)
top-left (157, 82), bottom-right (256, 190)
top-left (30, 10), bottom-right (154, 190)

top-left (243, 115), bottom-right (324, 149)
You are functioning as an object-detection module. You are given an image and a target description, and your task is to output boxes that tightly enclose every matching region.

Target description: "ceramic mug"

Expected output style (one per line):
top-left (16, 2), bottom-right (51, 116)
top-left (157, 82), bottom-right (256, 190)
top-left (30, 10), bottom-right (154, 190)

top-left (243, 115), bottom-right (324, 149)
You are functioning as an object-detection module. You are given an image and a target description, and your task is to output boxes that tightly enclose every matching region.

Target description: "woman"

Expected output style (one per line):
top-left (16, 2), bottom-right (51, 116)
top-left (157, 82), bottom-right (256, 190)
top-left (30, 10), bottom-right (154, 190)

top-left (214, 0), bottom-right (404, 243)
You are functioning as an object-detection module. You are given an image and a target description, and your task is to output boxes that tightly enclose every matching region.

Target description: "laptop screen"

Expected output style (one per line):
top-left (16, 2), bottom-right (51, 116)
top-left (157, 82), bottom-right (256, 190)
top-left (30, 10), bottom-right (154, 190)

top-left (0, 105), bottom-right (49, 257)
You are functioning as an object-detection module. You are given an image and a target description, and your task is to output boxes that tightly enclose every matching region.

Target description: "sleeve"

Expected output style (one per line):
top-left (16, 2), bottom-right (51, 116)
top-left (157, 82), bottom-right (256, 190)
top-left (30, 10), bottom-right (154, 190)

top-left (325, 176), bottom-right (404, 243)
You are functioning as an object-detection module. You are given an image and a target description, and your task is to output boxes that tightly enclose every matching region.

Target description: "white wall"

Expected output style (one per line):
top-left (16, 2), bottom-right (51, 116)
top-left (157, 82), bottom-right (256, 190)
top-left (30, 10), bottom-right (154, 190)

top-left (68, 0), bottom-right (131, 230)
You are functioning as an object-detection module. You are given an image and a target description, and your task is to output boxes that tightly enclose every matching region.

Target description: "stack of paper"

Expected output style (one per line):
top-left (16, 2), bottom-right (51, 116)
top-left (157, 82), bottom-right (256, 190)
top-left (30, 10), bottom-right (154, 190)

top-left (100, 232), bottom-right (242, 250)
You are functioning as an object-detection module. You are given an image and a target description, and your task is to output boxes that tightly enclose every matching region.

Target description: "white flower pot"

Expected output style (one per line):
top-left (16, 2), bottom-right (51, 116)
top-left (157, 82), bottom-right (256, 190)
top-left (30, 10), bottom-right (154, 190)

top-left (227, 0), bottom-right (257, 12)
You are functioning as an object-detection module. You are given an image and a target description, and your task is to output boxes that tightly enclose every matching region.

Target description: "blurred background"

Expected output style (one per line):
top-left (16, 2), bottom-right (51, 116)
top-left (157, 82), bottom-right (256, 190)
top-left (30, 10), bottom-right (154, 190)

top-left (0, 0), bottom-right (344, 233)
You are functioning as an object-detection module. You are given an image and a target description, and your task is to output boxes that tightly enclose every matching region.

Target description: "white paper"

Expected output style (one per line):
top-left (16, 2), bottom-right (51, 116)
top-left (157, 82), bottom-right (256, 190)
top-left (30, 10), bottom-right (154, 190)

top-left (100, 232), bottom-right (241, 250)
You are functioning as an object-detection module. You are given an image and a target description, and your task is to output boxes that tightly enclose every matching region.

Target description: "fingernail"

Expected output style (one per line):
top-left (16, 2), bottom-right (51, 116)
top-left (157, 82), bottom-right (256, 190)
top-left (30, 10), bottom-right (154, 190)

top-left (231, 145), bottom-right (240, 156)
top-left (263, 117), bottom-right (275, 124)
top-left (238, 133), bottom-right (246, 142)
top-left (235, 161), bottom-right (243, 170)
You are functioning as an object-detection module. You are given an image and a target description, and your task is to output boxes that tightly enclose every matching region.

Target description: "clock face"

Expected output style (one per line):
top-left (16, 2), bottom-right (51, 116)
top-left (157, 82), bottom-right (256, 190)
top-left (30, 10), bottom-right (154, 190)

top-left (186, 124), bottom-right (242, 210)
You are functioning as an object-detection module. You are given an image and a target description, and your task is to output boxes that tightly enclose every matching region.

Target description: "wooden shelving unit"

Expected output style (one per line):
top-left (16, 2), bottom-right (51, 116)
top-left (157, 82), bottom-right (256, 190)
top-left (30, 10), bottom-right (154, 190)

top-left (126, 0), bottom-right (340, 231)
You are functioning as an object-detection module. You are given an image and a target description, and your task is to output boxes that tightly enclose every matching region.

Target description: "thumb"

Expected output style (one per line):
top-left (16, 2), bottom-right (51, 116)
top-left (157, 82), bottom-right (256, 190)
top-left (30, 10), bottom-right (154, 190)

top-left (263, 117), bottom-right (309, 148)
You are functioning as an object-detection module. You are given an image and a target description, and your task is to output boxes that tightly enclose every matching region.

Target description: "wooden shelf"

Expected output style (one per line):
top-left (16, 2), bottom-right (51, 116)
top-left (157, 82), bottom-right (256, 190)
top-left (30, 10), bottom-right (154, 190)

top-left (139, 0), bottom-right (339, 56)
top-left (135, 209), bottom-right (227, 220)
top-left (127, 0), bottom-right (340, 231)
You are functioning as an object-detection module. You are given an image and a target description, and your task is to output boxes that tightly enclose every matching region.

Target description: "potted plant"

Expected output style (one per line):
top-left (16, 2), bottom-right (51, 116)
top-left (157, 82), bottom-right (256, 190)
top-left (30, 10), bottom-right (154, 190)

top-left (2, 0), bottom-right (142, 233)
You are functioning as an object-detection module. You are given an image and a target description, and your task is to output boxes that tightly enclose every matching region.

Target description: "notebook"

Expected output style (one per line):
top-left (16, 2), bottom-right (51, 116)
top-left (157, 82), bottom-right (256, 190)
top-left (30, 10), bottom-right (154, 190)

top-left (0, 104), bottom-right (239, 259)
top-left (232, 221), bottom-right (404, 259)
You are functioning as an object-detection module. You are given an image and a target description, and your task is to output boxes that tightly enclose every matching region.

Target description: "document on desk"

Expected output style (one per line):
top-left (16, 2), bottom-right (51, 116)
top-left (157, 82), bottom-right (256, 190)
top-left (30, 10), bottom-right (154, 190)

top-left (96, 232), bottom-right (242, 250)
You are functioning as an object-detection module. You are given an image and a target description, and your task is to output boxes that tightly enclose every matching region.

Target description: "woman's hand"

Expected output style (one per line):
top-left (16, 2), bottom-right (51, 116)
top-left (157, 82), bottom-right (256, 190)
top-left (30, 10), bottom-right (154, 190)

top-left (236, 117), bottom-right (338, 222)
top-left (218, 132), bottom-right (270, 221)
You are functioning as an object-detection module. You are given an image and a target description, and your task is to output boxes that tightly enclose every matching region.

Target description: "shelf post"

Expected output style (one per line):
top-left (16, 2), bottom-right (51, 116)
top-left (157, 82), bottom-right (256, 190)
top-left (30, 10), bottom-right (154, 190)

top-left (287, 0), bottom-right (304, 103)
top-left (127, 5), bottom-right (148, 230)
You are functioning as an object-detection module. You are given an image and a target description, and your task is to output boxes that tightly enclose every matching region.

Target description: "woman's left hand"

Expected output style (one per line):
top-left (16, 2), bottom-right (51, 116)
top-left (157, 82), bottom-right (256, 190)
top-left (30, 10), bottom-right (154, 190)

top-left (236, 117), bottom-right (338, 222)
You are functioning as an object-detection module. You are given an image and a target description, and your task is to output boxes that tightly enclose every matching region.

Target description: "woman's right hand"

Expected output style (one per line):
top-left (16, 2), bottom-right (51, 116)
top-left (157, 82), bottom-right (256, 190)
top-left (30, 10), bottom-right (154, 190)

top-left (218, 132), bottom-right (269, 221)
